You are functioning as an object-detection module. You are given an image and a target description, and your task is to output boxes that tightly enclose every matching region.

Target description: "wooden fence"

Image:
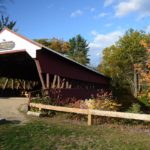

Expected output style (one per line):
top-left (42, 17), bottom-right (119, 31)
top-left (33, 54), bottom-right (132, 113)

top-left (29, 103), bottom-right (150, 126)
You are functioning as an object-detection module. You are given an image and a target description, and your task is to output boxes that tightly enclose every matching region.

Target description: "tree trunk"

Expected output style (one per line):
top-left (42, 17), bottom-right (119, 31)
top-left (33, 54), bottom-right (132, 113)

top-left (134, 69), bottom-right (138, 98)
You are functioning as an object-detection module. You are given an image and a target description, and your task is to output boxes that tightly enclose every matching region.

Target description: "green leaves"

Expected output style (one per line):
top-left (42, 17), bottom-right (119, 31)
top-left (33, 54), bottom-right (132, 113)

top-left (67, 34), bottom-right (90, 65)
top-left (36, 34), bottom-right (90, 65)
top-left (35, 38), bottom-right (70, 54)
top-left (99, 29), bottom-right (149, 95)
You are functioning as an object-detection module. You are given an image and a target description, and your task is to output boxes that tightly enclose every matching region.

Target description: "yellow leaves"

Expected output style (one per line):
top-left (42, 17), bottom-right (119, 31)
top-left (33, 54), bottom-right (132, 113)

top-left (83, 99), bottom-right (121, 111)
top-left (69, 90), bottom-right (121, 111)
top-left (134, 39), bottom-right (150, 91)
top-left (61, 42), bottom-right (70, 53)
top-left (35, 38), bottom-right (70, 54)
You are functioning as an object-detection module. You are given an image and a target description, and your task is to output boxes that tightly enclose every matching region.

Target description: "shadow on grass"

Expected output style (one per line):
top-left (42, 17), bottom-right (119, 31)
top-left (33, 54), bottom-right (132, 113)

top-left (0, 119), bottom-right (21, 125)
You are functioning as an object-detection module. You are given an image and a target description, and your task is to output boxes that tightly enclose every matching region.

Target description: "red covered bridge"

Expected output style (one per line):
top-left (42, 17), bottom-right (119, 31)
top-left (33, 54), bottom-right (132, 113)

top-left (0, 28), bottom-right (110, 99)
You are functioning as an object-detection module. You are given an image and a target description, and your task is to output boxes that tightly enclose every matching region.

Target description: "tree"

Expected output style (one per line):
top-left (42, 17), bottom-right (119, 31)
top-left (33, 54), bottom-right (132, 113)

top-left (67, 34), bottom-right (90, 65)
top-left (35, 38), bottom-right (70, 54)
top-left (0, 1), bottom-right (18, 89)
top-left (135, 39), bottom-right (150, 98)
top-left (98, 29), bottom-right (149, 97)
top-left (35, 35), bottom-right (90, 65)
top-left (0, 15), bottom-right (17, 31)
top-left (34, 39), bottom-right (50, 47)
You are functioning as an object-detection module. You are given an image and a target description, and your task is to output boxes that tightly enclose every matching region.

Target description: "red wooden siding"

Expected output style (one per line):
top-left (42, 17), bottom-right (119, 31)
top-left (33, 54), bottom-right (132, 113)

top-left (36, 49), bottom-right (110, 85)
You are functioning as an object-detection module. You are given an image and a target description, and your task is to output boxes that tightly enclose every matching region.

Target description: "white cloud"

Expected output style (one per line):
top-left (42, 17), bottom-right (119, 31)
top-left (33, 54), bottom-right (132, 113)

top-left (90, 8), bottom-right (95, 12)
top-left (104, 0), bottom-right (115, 7)
top-left (115, 0), bottom-right (150, 18)
top-left (70, 10), bottom-right (83, 17)
top-left (89, 30), bottom-right (124, 66)
top-left (90, 30), bottom-right (123, 51)
top-left (99, 12), bottom-right (108, 17)
top-left (146, 25), bottom-right (150, 33)
top-left (94, 12), bottom-right (108, 19)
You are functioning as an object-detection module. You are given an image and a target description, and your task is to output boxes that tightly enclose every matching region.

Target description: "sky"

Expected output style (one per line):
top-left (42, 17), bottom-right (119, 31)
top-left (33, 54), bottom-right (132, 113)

top-left (4, 0), bottom-right (150, 66)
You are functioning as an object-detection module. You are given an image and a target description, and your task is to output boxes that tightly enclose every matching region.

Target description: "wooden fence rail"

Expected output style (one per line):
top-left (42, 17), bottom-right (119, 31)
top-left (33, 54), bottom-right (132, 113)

top-left (29, 103), bottom-right (150, 126)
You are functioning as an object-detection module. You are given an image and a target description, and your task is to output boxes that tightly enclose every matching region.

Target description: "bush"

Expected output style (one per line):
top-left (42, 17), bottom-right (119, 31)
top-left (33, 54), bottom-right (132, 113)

top-left (67, 90), bottom-right (121, 121)
top-left (138, 93), bottom-right (149, 107)
top-left (68, 99), bottom-right (121, 111)
top-left (32, 96), bottom-right (54, 105)
top-left (68, 90), bottom-right (121, 111)
top-left (32, 96), bottom-right (77, 106)
top-left (127, 103), bottom-right (142, 113)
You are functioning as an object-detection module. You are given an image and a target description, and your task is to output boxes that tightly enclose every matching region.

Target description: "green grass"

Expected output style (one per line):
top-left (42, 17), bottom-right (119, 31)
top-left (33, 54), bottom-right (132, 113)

top-left (0, 118), bottom-right (150, 150)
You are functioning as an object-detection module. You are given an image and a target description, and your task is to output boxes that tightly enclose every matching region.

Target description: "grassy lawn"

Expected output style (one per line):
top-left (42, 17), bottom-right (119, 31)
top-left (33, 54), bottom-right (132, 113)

top-left (0, 117), bottom-right (150, 150)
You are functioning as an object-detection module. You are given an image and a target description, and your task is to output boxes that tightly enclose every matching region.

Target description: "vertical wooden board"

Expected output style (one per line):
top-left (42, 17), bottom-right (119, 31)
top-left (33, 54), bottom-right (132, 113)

top-left (11, 79), bottom-right (14, 89)
top-left (66, 81), bottom-right (69, 88)
top-left (88, 113), bottom-right (92, 126)
top-left (57, 75), bottom-right (60, 88)
top-left (46, 73), bottom-right (50, 89)
top-left (60, 78), bottom-right (65, 88)
top-left (51, 75), bottom-right (57, 88)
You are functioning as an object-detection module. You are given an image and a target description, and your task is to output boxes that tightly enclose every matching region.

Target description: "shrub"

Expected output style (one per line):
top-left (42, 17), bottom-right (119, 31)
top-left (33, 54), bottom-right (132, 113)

top-left (68, 99), bottom-right (121, 111)
top-left (94, 89), bottom-right (113, 101)
top-left (32, 96), bottom-right (78, 106)
top-left (32, 96), bottom-right (54, 105)
top-left (67, 90), bottom-right (121, 121)
top-left (138, 93), bottom-right (149, 107)
top-left (68, 90), bottom-right (121, 111)
top-left (127, 103), bottom-right (142, 113)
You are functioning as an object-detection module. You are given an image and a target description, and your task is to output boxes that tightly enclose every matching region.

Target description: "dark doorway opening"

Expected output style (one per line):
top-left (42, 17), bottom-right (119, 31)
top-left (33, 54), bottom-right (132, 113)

top-left (0, 51), bottom-right (41, 97)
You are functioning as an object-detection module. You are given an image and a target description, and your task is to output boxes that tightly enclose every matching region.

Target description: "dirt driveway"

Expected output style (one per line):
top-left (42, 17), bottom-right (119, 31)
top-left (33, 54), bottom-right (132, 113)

top-left (0, 97), bottom-right (29, 123)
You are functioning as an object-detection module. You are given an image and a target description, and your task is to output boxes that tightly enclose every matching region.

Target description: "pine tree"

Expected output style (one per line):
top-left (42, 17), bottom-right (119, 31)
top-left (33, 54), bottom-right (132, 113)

top-left (0, 15), bottom-right (17, 31)
top-left (67, 34), bottom-right (89, 65)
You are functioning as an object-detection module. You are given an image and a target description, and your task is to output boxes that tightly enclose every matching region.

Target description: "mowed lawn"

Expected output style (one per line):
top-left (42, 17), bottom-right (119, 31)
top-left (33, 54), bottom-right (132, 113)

top-left (0, 118), bottom-right (150, 150)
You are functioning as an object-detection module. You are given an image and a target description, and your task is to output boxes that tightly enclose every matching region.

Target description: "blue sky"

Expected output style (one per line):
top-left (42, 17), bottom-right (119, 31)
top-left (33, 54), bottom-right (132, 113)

top-left (4, 0), bottom-right (150, 66)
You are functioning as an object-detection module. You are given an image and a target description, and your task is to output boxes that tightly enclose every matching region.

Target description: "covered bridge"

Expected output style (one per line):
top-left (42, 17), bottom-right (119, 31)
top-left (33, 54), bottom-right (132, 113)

top-left (0, 28), bottom-right (110, 99)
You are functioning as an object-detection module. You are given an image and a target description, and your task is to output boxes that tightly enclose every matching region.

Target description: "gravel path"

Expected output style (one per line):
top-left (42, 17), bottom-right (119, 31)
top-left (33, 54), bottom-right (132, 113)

top-left (0, 97), bottom-right (29, 123)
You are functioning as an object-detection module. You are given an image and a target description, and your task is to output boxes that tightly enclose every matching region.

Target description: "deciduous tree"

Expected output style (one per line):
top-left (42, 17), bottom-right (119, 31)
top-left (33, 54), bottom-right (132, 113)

top-left (36, 35), bottom-right (90, 65)
top-left (98, 29), bottom-right (149, 97)
top-left (135, 39), bottom-right (150, 98)
top-left (35, 38), bottom-right (70, 54)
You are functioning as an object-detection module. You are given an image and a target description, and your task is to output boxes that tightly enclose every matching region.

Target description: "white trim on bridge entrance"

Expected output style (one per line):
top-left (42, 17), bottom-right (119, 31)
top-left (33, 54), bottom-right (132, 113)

top-left (0, 28), bottom-right (41, 58)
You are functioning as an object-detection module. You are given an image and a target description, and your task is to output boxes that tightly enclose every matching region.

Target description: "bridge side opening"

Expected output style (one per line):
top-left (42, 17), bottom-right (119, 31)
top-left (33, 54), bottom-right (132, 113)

top-left (0, 51), bottom-right (41, 97)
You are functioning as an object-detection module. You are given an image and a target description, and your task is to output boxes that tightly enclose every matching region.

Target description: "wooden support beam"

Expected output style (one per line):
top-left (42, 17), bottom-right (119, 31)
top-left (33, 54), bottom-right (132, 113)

top-left (60, 78), bottom-right (65, 88)
top-left (34, 59), bottom-right (46, 89)
top-left (23, 80), bottom-right (26, 90)
top-left (16, 80), bottom-right (20, 90)
top-left (29, 81), bottom-right (32, 90)
top-left (18, 80), bottom-right (26, 90)
top-left (51, 75), bottom-right (57, 88)
top-left (3, 78), bottom-right (8, 90)
top-left (66, 81), bottom-right (69, 88)
top-left (11, 79), bottom-right (14, 89)
top-left (68, 84), bottom-right (72, 89)
top-left (46, 73), bottom-right (50, 89)
top-left (57, 75), bottom-right (60, 88)
top-left (26, 81), bottom-right (29, 90)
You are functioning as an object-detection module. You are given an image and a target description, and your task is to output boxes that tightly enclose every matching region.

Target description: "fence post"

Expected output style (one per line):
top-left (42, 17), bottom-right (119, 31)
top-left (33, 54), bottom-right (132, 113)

top-left (39, 104), bottom-right (42, 112)
top-left (28, 92), bottom-right (31, 111)
top-left (88, 110), bottom-right (92, 126)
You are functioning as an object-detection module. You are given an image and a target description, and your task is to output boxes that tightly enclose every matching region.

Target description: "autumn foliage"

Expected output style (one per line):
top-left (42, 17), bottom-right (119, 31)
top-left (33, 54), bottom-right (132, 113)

top-left (135, 39), bottom-right (150, 101)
